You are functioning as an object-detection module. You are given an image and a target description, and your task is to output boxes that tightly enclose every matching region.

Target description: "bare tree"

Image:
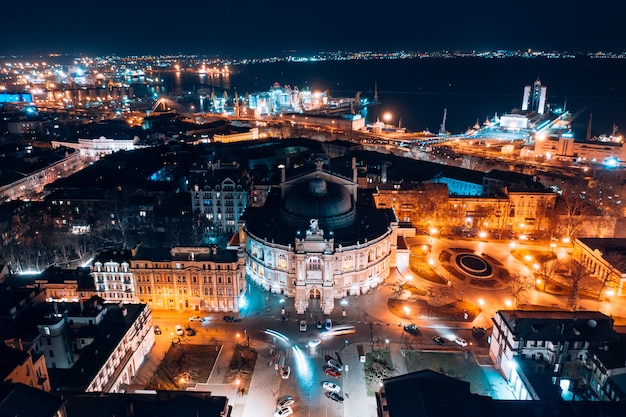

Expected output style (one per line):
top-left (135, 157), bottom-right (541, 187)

top-left (596, 251), bottom-right (625, 299)
top-left (536, 257), bottom-right (562, 292)
top-left (508, 272), bottom-right (535, 307)
top-left (388, 279), bottom-right (406, 299)
top-left (491, 199), bottom-right (511, 240)
top-left (561, 259), bottom-right (595, 311)
top-left (365, 355), bottom-right (397, 393)
top-left (556, 184), bottom-right (594, 238)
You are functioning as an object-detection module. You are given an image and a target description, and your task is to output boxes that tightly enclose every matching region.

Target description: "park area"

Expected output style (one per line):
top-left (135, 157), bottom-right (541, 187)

top-left (147, 344), bottom-right (220, 390)
top-left (146, 343), bottom-right (258, 392)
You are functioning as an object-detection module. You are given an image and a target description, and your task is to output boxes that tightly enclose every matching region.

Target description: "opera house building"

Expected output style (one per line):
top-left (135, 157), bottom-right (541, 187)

top-left (239, 162), bottom-right (399, 314)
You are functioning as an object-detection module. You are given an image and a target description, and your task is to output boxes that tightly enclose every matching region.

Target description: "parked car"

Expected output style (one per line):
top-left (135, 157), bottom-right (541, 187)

top-left (322, 381), bottom-right (341, 393)
top-left (403, 324), bottom-right (421, 336)
top-left (175, 324), bottom-right (184, 336)
top-left (472, 326), bottom-right (487, 339)
top-left (273, 406), bottom-right (293, 417)
top-left (280, 365), bottom-right (291, 379)
top-left (185, 327), bottom-right (196, 336)
top-left (324, 318), bottom-right (332, 330)
top-left (153, 325), bottom-right (162, 335)
top-left (326, 391), bottom-right (344, 403)
top-left (454, 337), bottom-right (468, 347)
top-left (326, 358), bottom-right (343, 372)
top-left (276, 396), bottom-right (294, 408)
top-left (324, 367), bottom-right (341, 378)
top-left (432, 335), bottom-right (446, 345)
top-left (299, 320), bottom-right (307, 331)
top-left (189, 315), bottom-right (202, 322)
top-left (316, 320), bottom-right (323, 329)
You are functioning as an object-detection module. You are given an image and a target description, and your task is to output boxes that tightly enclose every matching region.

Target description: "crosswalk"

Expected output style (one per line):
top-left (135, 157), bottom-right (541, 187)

top-left (284, 348), bottom-right (340, 359)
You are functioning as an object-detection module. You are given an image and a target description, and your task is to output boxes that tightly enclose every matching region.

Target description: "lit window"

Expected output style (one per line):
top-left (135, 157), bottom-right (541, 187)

top-left (343, 257), bottom-right (353, 270)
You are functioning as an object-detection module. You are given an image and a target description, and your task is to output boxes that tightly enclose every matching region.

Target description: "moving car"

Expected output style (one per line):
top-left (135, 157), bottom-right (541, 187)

top-left (280, 365), bottom-right (291, 379)
top-left (276, 396), bottom-right (294, 408)
top-left (324, 367), bottom-right (341, 378)
top-left (432, 335), bottom-right (446, 345)
top-left (403, 324), bottom-right (421, 336)
top-left (454, 337), bottom-right (468, 347)
top-left (316, 320), bottom-right (323, 329)
top-left (322, 381), bottom-right (341, 393)
top-left (326, 392), bottom-right (344, 403)
top-left (185, 327), bottom-right (196, 336)
top-left (175, 325), bottom-right (184, 336)
top-left (324, 318), bottom-right (332, 330)
top-left (326, 358), bottom-right (343, 372)
top-left (153, 325), bottom-right (162, 335)
top-left (299, 320), bottom-right (307, 331)
top-left (223, 315), bottom-right (241, 322)
top-left (189, 315), bottom-right (202, 322)
top-left (308, 339), bottom-right (321, 348)
top-left (273, 406), bottom-right (293, 417)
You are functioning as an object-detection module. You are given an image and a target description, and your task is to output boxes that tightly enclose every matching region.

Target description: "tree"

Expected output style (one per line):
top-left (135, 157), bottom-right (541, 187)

top-left (365, 355), bottom-right (397, 393)
top-left (491, 199), bottom-right (511, 240)
top-left (536, 257), bottom-right (562, 292)
top-left (596, 251), bottom-right (625, 300)
top-left (508, 272), bottom-right (535, 307)
top-left (561, 259), bottom-right (595, 311)
top-left (556, 184), bottom-right (594, 238)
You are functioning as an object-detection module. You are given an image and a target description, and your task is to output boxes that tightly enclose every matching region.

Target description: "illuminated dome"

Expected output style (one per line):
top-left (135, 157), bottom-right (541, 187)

top-left (280, 176), bottom-right (356, 230)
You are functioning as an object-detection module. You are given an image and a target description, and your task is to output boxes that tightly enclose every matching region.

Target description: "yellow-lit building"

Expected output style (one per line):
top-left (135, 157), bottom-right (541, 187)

top-left (131, 246), bottom-right (245, 312)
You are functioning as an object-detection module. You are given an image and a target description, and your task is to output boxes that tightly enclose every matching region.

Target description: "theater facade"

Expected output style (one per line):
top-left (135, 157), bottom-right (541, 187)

top-left (239, 163), bottom-right (399, 314)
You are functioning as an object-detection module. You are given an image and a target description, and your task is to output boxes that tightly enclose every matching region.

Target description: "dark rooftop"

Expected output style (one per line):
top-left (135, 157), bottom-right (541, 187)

top-left (498, 310), bottom-right (619, 343)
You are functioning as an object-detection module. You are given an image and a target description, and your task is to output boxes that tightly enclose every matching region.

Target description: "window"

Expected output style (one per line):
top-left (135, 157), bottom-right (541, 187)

top-left (343, 257), bottom-right (353, 270)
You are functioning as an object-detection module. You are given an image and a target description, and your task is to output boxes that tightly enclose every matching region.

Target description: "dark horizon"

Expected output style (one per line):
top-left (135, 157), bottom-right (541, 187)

top-left (3, 0), bottom-right (626, 57)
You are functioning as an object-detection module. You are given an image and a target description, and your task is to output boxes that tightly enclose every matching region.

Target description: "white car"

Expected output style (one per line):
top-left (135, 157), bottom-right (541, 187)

top-left (280, 365), bottom-right (291, 379)
top-left (454, 337), bottom-right (468, 347)
top-left (277, 396), bottom-right (294, 408)
top-left (189, 315), bottom-right (202, 322)
top-left (326, 358), bottom-right (343, 372)
top-left (299, 320), bottom-right (307, 331)
top-left (308, 338), bottom-right (321, 348)
top-left (322, 381), bottom-right (341, 393)
top-left (175, 324), bottom-right (184, 336)
top-left (273, 406), bottom-right (293, 417)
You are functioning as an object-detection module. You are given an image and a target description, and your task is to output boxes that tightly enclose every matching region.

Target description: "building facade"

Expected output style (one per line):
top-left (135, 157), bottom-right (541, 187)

top-left (92, 250), bottom-right (136, 303)
top-left (131, 246), bottom-right (245, 312)
top-left (189, 162), bottom-right (251, 236)
top-left (489, 310), bottom-right (619, 401)
top-left (240, 164), bottom-right (398, 315)
top-left (32, 299), bottom-right (154, 393)
top-left (573, 238), bottom-right (626, 296)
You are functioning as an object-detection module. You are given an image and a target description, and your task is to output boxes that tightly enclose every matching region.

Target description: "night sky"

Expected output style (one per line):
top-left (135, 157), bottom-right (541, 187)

top-left (3, 0), bottom-right (626, 57)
